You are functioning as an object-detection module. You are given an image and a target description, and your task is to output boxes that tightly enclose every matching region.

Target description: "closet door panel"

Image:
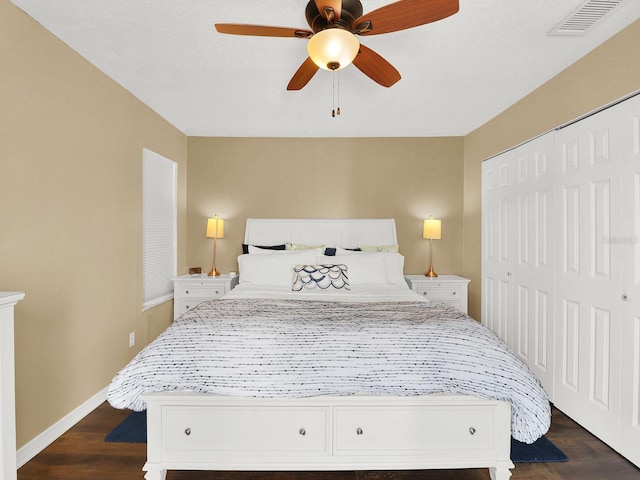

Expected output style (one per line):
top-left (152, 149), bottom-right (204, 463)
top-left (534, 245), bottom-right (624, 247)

top-left (560, 299), bottom-right (581, 392)
top-left (482, 155), bottom-right (515, 343)
top-left (511, 135), bottom-right (555, 394)
top-left (533, 150), bottom-right (554, 380)
top-left (482, 132), bottom-right (555, 396)
top-left (618, 95), bottom-right (640, 466)
top-left (553, 107), bottom-right (622, 445)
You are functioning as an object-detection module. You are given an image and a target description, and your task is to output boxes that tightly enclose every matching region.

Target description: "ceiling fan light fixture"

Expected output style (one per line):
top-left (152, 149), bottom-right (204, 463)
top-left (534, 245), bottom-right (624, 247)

top-left (307, 28), bottom-right (360, 71)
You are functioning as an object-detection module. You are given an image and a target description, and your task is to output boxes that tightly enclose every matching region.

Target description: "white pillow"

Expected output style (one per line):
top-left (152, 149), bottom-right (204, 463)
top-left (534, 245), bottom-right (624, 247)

top-left (317, 254), bottom-right (387, 285)
top-left (238, 248), bottom-right (323, 286)
top-left (383, 252), bottom-right (406, 284)
top-left (328, 250), bottom-right (405, 285)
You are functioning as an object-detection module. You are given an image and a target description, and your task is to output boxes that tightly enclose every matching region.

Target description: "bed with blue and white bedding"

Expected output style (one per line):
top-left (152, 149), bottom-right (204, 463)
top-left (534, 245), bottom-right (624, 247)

top-left (108, 291), bottom-right (549, 444)
top-left (107, 218), bottom-right (550, 480)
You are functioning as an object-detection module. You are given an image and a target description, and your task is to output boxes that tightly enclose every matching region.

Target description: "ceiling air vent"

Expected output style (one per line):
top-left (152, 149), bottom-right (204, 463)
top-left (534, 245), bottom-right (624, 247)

top-left (549, 0), bottom-right (625, 36)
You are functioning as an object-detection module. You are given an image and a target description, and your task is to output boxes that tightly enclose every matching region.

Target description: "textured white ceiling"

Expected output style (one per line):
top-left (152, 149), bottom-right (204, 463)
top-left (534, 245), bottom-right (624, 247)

top-left (11, 0), bottom-right (640, 137)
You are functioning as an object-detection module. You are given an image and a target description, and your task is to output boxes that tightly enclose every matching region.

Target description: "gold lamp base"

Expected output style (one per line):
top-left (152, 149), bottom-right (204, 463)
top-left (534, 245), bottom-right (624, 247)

top-left (425, 265), bottom-right (438, 277)
top-left (206, 215), bottom-right (224, 277)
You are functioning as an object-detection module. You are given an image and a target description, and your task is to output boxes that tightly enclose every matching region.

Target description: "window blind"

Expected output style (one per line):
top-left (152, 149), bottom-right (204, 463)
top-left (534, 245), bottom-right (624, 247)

top-left (142, 148), bottom-right (177, 310)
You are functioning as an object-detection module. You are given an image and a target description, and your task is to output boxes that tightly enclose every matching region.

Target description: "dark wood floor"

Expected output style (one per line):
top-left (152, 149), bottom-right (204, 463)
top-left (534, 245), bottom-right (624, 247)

top-left (18, 402), bottom-right (640, 480)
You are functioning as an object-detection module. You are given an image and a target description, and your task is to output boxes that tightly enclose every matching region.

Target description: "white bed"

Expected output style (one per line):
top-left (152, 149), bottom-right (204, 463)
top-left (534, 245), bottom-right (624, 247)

top-left (108, 218), bottom-right (550, 480)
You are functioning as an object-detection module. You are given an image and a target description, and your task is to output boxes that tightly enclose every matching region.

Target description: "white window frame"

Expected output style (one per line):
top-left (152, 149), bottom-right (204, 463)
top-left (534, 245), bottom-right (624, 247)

top-left (142, 148), bottom-right (177, 311)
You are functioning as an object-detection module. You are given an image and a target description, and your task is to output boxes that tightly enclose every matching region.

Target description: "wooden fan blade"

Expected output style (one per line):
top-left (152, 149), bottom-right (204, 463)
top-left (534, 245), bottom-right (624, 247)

top-left (352, 44), bottom-right (401, 87)
top-left (215, 24), bottom-right (313, 39)
top-left (287, 57), bottom-right (320, 90)
top-left (354, 0), bottom-right (459, 36)
top-left (314, 0), bottom-right (341, 21)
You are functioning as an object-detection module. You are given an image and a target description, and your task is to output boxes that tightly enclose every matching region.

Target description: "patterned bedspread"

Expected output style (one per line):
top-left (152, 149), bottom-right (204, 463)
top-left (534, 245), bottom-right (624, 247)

top-left (107, 298), bottom-right (550, 443)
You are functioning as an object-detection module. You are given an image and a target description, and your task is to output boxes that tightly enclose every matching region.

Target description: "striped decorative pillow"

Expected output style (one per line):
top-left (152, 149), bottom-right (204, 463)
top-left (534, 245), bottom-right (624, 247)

top-left (292, 264), bottom-right (350, 291)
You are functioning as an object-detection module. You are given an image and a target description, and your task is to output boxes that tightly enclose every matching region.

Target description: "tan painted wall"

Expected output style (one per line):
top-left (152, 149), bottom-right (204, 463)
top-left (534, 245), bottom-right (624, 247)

top-left (462, 19), bottom-right (640, 320)
top-left (1, 1), bottom-right (187, 447)
top-left (186, 137), bottom-right (464, 280)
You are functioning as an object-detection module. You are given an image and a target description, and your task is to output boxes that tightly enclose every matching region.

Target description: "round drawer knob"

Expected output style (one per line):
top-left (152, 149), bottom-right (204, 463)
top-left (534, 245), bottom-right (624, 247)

top-left (185, 290), bottom-right (190, 294)
top-left (452, 291), bottom-right (457, 295)
top-left (469, 427), bottom-right (476, 435)
top-left (356, 427), bottom-right (363, 436)
top-left (622, 294), bottom-right (629, 301)
top-left (185, 427), bottom-right (191, 436)
top-left (215, 290), bottom-right (220, 295)
top-left (299, 428), bottom-right (306, 436)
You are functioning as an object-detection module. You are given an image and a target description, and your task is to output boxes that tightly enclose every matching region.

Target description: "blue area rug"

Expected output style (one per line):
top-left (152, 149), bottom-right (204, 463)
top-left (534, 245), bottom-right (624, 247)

top-left (105, 411), bottom-right (568, 463)
top-left (104, 410), bottom-right (147, 443)
top-left (510, 435), bottom-right (568, 463)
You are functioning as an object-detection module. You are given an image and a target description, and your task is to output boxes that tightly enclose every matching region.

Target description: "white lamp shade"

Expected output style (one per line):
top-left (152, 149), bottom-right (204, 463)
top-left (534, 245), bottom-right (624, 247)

top-left (206, 217), bottom-right (224, 239)
top-left (307, 28), bottom-right (360, 71)
top-left (423, 218), bottom-right (441, 240)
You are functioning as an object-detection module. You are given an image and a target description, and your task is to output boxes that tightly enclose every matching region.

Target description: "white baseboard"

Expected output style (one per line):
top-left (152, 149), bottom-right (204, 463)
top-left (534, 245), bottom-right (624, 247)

top-left (17, 386), bottom-right (108, 468)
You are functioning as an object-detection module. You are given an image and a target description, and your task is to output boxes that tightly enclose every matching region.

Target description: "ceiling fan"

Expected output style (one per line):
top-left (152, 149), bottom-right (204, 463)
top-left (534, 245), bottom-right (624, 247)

top-left (215, 0), bottom-right (459, 91)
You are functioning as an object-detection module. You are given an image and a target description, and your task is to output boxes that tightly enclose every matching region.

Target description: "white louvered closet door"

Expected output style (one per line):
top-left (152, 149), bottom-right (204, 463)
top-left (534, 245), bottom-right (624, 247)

top-left (553, 105), bottom-right (623, 445)
top-left (618, 95), bottom-right (640, 463)
top-left (481, 132), bottom-right (556, 396)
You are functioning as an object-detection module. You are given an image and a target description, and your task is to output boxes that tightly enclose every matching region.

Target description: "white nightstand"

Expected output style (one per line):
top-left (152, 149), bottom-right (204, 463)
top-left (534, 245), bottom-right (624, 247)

top-left (173, 274), bottom-right (238, 319)
top-left (405, 275), bottom-right (470, 313)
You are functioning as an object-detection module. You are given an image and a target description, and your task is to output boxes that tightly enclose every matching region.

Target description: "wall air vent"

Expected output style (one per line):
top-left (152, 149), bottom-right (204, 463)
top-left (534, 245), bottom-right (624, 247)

top-left (549, 0), bottom-right (625, 36)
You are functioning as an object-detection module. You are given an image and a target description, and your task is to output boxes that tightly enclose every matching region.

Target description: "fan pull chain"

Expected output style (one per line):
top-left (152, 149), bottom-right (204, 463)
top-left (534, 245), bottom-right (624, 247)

top-left (332, 69), bottom-right (336, 117)
top-left (331, 69), bottom-right (341, 118)
top-left (337, 69), bottom-right (341, 116)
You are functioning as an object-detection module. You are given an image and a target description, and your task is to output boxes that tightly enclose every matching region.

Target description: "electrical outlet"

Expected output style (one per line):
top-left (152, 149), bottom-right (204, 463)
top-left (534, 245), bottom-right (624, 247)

top-left (129, 332), bottom-right (135, 348)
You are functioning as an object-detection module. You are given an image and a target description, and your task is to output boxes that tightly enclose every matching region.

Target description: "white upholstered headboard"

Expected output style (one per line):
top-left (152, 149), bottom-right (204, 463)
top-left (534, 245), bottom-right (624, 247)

top-left (244, 218), bottom-right (397, 249)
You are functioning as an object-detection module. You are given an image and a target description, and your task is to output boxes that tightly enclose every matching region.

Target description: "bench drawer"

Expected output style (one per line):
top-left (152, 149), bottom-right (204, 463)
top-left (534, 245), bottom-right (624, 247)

top-left (164, 406), bottom-right (329, 454)
top-left (334, 405), bottom-right (494, 454)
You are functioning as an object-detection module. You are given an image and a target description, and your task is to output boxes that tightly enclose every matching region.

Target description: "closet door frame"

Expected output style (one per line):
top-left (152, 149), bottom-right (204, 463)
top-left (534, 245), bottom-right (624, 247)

top-left (482, 92), bottom-right (640, 467)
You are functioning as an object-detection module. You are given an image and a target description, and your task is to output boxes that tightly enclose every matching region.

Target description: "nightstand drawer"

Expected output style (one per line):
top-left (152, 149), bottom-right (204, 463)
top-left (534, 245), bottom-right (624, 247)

top-left (179, 284), bottom-right (227, 299)
top-left (176, 299), bottom-right (214, 316)
top-left (173, 274), bottom-right (238, 320)
top-left (404, 275), bottom-right (470, 314)
top-left (414, 286), bottom-right (462, 300)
